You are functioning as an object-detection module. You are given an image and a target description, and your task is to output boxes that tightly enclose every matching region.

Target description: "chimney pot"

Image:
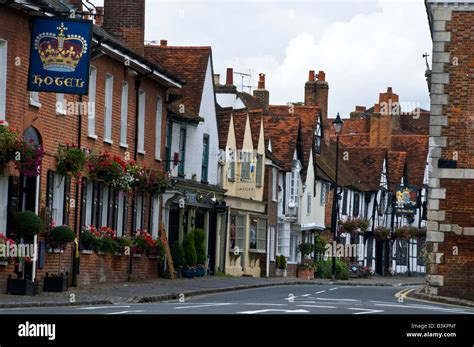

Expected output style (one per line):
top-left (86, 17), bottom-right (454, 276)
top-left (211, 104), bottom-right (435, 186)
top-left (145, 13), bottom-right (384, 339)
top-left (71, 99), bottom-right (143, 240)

top-left (387, 87), bottom-right (393, 93)
top-left (317, 71), bottom-right (326, 81)
top-left (308, 70), bottom-right (315, 82)
top-left (214, 74), bottom-right (220, 85)
top-left (160, 40), bottom-right (168, 46)
top-left (226, 68), bottom-right (233, 85)
top-left (258, 73), bottom-right (265, 89)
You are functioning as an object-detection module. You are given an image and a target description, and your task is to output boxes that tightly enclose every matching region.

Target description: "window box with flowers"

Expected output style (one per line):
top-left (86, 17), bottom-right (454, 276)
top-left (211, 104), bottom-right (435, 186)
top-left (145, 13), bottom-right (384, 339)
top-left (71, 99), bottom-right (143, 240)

top-left (393, 226), bottom-right (411, 240)
top-left (338, 218), bottom-right (370, 237)
top-left (56, 144), bottom-right (87, 177)
top-left (132, 229), bottom-right (154, 257)
top-left (0, 122), bottom-right (20, 174)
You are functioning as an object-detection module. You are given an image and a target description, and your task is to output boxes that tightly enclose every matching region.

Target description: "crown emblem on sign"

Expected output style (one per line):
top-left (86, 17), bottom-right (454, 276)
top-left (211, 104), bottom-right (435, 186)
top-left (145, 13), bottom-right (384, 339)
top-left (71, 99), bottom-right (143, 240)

top-left (34, 23), bottom-right (88, 72)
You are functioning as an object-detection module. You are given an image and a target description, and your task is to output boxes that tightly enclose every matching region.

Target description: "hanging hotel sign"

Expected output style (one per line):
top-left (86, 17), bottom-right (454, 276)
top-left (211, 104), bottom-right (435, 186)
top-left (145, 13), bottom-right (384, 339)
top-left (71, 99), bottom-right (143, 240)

top-left (27, 17), bottom-right (92, 95)
top-left (394, 185), bottom-right (418, 215)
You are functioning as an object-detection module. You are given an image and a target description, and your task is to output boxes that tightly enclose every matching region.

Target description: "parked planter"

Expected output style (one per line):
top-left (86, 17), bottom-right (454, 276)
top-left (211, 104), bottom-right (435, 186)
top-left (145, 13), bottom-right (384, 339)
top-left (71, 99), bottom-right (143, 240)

top-left (194, 267), bottom-right (206, 277)
top-left (182, 268), bottom-right (194, 278)
top-left (43, 273), bottom-right (68, 292)
top-left (6, 277), bottom-right (36, 296)
top-left (275, 269), bottom-right (287, 277)
top-left (297, 267), bottom-right (314, 279)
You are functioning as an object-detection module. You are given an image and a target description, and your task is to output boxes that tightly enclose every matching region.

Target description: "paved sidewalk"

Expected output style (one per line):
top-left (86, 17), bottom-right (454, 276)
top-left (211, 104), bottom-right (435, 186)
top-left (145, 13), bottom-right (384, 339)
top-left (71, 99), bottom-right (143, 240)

top-left (0, 276), bottom-right (425, 308)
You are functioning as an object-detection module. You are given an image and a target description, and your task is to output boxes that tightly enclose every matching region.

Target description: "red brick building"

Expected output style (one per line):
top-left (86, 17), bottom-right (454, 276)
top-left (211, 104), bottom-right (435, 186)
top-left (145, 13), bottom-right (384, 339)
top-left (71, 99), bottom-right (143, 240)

top-left (424, 0), bottom-right (474, 301)
top-left (0, 0), bottom-right (182, 291)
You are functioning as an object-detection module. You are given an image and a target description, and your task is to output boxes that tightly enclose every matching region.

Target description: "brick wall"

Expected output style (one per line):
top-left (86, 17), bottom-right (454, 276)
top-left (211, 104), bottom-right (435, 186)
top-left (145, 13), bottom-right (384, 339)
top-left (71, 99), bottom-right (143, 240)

top-left (425, 3), bottom-right (474, 300)
top-left (0, 5), bottom-right (168, 290)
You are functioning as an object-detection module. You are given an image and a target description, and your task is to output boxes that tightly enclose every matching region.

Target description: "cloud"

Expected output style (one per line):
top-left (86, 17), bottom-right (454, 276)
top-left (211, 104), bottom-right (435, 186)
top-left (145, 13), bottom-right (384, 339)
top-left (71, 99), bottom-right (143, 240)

top-left (229, 0), bottom-right (432, 116)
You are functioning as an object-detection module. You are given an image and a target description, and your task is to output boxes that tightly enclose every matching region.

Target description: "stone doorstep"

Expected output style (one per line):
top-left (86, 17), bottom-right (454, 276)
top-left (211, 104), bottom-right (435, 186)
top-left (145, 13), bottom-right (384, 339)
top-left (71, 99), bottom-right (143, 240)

top-left (412, 287), bottom-right (474, 308)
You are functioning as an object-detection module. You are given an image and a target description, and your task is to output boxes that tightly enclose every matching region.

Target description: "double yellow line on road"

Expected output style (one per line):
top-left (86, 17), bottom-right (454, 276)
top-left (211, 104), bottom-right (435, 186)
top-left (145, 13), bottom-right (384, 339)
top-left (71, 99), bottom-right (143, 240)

top-left (394, 288), bottom-right (469, 309)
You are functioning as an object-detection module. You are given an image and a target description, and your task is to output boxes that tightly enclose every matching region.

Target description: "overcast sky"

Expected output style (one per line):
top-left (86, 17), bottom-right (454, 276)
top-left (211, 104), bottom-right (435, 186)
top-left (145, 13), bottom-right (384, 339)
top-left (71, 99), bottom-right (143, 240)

top-left (91, 0), bottom-right (432, 117)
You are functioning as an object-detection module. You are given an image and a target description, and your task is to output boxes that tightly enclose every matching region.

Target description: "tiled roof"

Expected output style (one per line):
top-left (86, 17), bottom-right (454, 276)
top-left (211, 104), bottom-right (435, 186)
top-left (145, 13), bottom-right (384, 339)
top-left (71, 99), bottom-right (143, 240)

top-left (263, 116), bottom-right (300, 171)
top-left (216, 108), bottom-right (233, 149)
top-left (391, 135), bottom-right (429, 187)
top-left (249, 112), bottom-right (262, 149)
top-left (145, 45), bottom-right (212, 121)
top-left (233, 112), bottom-right (249, 150)
top-left (238, 92), bottom-right (265, 112)
top-left (337, 134), bottom-right (371, 147)
top-left (400, 111), bottom-right (430, 134)
top-left (387, 151), bottom-right (407, 192)
top-left (340, 147), bottom-right (387, 191)
top-left (315, 140), bottom-right (366, 191)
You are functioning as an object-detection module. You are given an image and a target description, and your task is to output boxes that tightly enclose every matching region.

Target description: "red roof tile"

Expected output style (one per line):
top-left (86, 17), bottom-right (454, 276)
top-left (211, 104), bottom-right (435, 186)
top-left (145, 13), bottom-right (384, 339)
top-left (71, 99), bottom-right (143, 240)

top-left (145, 45), bottom-right (211, 121)
top-left (387, 151), bottom-right (407, 192)
top-left (216, 108), bottom-right (233, 149)
top-left (391, 135), bottom-right (429, 187)
top-left (232, 112), bottom-right (248, 150)
top-left (340, 147), bottom-right (387, 191)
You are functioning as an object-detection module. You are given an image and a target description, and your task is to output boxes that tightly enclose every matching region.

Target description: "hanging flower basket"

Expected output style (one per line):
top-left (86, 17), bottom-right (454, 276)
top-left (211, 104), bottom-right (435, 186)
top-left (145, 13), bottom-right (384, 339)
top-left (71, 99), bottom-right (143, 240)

top-left (135, 167), bottom-right (171, 195)
top-left (373, 226), bottom-right (390, 241)
top-left (0, 122), bottom-right (19, 174)
top-left (393, 226), bottom-right (411, 240)
top-left (56, 144), bottom-right (86, 177)
top-left (86, 151), bottom-right (126, 184)
top-left (110, 160), bottom-right (140, 192)
top-left (13, 136), bottom-right (45, 177)
top-left (338, 218), bottom-right (369, 236)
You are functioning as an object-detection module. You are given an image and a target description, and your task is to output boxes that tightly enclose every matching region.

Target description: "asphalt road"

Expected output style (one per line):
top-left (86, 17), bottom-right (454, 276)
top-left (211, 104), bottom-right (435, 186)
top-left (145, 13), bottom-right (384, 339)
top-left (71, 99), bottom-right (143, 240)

top-left (1, 285), bottom-right (473, 315)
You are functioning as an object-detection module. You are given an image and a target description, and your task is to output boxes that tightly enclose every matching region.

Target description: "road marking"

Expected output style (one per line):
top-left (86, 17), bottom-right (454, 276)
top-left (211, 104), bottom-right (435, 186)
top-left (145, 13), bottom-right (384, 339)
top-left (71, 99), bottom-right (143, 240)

top-left (238, 309), bottom-right (309, 314)
top-left (395, 288), bottom-right (473, 309)
top-left (315, 290), bottom-right (326, 294)
top-left (243, 303), bottom-right (287, 306)
top-left (373, 303), bottom-right (466, 313)
top-left (107, 310), bottom-right (145, 315)
top-left (76, 305), bottom-right (130, 310)
top-left (301, 301), bottom-right (316, 304)
top-left (297, 305), bottom-right (336, 309)
top-left (348, 308), bottom-right (384, 315)
top-left (301, 294), bottom-right (311, 297)
top-left (328, 288), bottom-right (338, 291)
top-left (316, 297), bottom-right (358, 302)
top-left (174, 303), bottom-right (232, 310)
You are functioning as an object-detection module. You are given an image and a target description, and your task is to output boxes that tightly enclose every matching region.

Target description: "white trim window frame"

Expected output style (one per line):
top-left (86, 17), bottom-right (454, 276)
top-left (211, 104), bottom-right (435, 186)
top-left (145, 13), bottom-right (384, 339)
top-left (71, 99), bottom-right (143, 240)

top-left (137, 90), bottom-right (146, 154)
top-left (29, 91), bottom-right (41, 108)
top-left (56, 93), bottom-right (67, 115)
top-left (88, 66), bottom-right (97, 138)
top-left (155, 97), bottom-right (163, 160)
top-left (104, 73), bottom-right (114, 144)
top-left (0, 39), bottom-right (7, 122)
top-left (120, 81), bottom-right (129, 147)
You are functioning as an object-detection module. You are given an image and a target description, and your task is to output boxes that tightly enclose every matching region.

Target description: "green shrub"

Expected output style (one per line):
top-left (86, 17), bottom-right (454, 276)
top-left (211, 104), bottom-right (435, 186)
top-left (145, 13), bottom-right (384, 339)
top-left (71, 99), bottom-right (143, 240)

top-left (297, 243), bottom-right (314, 264)
top-left (276, 255), bottom-right (287, 269)
top-left (314, 235), bottom-right (328, 255)
top-left (171, 241), bottom-right (185, 268)
top-left (192, 228), bottom-right (206, 266)
top-left (115, 236), bottom-right (132, 254)
top-left (182, 233), bottom-right (197, 267)
top-left (314, 258), bottom-right (349, 280)
top-left (13, 211), bottom-right (43, 237)
top-left (49, 225), bottom-right (75, 246)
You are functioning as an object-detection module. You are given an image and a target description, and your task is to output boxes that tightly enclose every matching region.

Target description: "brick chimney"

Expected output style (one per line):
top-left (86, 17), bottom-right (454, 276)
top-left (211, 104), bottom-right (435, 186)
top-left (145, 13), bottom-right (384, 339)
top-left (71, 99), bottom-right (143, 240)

top-left (103, 0), bottom-right (145, 55)
top-left (226, 68), bottom-right (234, 85)
top-left (350, 105), bottom-right (366, 119)
top-left (160, 39), bottom-right (168, 46)
top-left (305, 70), bottom-right (329, 123)
top-left (370, 103), bottom-right (391, 147)
top-left (253, 73), bottom-right (269, 110)
top-left (379, 86), bottom-right (401, 129)
top-left (95, 7), bottom-right (104, 27)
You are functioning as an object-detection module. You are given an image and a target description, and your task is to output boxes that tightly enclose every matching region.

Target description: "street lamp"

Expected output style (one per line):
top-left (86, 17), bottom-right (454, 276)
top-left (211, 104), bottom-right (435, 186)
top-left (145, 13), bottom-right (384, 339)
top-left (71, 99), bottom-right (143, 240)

top-left (331, 113), bottom-right (344, 280)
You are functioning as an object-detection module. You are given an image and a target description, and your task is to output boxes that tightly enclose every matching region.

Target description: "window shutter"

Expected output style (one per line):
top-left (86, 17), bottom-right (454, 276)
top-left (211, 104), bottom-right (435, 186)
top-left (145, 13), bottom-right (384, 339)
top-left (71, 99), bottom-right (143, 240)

top-left (148, 195), bottom-right (153, 232)
top-left (131, 193), bottom-right (137, 234)
top-left (63, 175), bottom-right (71, 225)
top-left (80, 178), bottom-right (87, 229)
top-left (123, 195), bottom-right (128, 236)
top-left (107, 188), bottom-right (114, 228)
top-left (113, 190), bottom-right (119, 230)
top-left (141, 193), bottom-right (146, 231)
top-left (7, 176), bottom-right (20, 237)
top-left (46, 171), bottom-right (55, 228)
